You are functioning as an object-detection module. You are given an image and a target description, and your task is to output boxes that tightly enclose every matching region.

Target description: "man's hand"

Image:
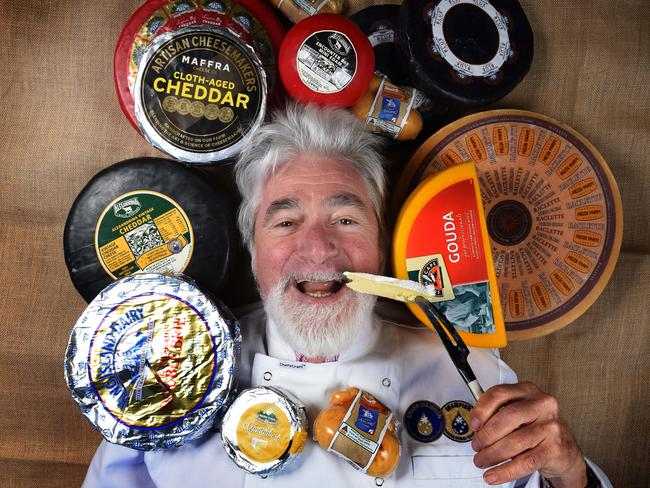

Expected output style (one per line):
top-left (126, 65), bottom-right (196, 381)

top-left (470, 382), bottom-right (587, 487)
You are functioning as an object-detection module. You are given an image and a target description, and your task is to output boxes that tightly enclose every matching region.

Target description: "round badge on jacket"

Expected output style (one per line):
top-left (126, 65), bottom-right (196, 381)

top-left (441, 400), bottom-right (475, 442)
top-left (404, 400), bottom-right (445, 443)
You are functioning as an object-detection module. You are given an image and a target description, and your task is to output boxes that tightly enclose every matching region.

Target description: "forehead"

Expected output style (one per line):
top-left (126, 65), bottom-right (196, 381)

top-left (260, 155), bottom-right (370, 203)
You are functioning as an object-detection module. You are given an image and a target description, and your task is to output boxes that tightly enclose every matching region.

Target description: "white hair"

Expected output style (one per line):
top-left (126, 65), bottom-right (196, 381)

top-left (234, 102), bottom-right (387, 255)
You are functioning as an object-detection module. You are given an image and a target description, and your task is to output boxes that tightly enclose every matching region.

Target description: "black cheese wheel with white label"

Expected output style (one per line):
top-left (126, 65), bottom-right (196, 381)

top-left (398, 0), bottom-right (533, 107)
top-left (64, 158), bottom-right (237, 303)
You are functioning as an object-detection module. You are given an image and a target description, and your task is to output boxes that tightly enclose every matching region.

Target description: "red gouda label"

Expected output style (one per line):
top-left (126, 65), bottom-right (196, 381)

top-left (531, 282), bottom-right (551, 311)
top-left (575, 205), bottom-right (603, 221)
top-left (550, 269), bottom-right (574, 295)
top-left (508, 289), bottom-right (525, 318)
top-left (538, 136), bottom-right (560, 165)
top-left (440, 149), bottom-right (464, 167)
top-left (568, 178), bottom-right (597, 199)
top-left (564, 252), bottom-right (592, 273)
top-left (466, 134), bottom-right (487, 161)
top-left (556, 153), bottom-right (582, 180)
top-left (493, 126), bottom-right (508, 155)
top-left (518, 127), bottom-right (534, 156)
top-left (573, 230), bottom-right (602, 247)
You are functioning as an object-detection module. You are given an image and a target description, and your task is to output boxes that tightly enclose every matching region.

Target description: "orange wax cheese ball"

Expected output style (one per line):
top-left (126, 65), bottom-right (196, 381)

top-left (330, 387), bottom-right (359, 406)
top-left (367, 430), bottom-right (401, 477)
top-left (313, 404), bottom-right (348, 449)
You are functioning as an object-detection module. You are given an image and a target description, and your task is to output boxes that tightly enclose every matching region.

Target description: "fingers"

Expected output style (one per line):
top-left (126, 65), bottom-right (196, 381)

top-left (470, 382), bottom-right (543, 432)
top-left (469, 382), bottom-right (584, 485)
top-left (471, 397), bottom-right (549, 451)
top-left (473, 421), bottom-right (548, 469)
top-left (480, 443), bottom-right (553, 485)
top-left (474, 418), bottom-right (584, 485)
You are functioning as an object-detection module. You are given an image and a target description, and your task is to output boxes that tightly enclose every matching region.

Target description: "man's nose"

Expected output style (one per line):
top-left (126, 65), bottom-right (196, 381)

top-left (297, 222), bottom-right (338, 264)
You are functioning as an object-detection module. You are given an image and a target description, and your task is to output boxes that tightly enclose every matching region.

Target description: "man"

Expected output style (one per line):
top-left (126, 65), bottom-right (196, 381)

top-left (82, 104), bottom-right (610, 487)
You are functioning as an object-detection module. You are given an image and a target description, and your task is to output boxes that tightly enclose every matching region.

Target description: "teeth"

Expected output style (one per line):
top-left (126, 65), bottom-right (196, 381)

top-left (296, 278), bottom-right (343, 283)
top-left (305, 291), bottom-right (334, 298)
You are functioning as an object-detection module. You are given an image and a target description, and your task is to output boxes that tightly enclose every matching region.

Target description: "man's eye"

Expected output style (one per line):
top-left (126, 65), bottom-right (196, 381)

top-left (338, 218), bottom-right (355, 225)
top-left (277, 221), bottom-right (293, 227)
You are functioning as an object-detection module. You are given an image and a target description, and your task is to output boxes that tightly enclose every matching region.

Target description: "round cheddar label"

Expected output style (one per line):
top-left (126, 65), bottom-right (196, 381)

top-left (94, 190), bottom-right (194, 279)
top-left (134, 26), bottom-right (266, 162)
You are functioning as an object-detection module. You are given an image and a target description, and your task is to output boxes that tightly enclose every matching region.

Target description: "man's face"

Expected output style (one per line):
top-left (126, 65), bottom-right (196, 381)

top-left (252, 155), bottom-right (382, 357)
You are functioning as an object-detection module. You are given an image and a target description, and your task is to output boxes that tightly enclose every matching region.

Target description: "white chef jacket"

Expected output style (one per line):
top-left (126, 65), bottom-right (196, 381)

top-left (82, 304), bottom-right (611, 488)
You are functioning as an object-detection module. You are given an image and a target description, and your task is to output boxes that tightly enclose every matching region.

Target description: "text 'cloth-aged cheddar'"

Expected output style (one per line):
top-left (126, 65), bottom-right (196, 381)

top-left (114, 0), bottom-right (285, 134)
top-left (65, 273), bottom-right (240, 450)
top-left (134, 26), bottom-right (267, 163)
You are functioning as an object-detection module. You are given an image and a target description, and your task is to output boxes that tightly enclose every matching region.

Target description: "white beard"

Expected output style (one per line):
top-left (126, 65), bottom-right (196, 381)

top-left (263, 271), bottom-right (377, 358)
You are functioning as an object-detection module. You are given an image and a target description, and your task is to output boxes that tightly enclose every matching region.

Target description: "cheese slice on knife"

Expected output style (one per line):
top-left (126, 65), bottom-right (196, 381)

top-left (344, 270), bottom-right (454, 303)
top-left (392, 162), bottom-right (507, 348)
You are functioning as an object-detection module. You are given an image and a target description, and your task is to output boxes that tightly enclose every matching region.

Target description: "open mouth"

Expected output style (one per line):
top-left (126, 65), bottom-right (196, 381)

top-left (295, 278), bottom-right (345, 298)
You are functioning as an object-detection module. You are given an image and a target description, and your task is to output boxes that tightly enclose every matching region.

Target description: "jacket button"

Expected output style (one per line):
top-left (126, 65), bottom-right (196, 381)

top-left (382, 377), bottom-right (391, 387)
top-left (375, 477), bottom-right (384, 486)
top-left (263, 371), bottom-right (272, 381)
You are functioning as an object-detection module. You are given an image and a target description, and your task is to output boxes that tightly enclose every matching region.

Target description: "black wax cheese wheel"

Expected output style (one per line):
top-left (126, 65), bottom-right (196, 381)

top-left (398, 0), bottom-right (533, 107)
top-left (64, 158), bottom-right (236, 303)
top-left (349, 5), bottom-right (410, 86)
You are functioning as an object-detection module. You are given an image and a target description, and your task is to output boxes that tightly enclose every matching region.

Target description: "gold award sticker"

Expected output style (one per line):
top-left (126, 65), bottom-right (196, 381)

top-left (88, 294), bottom-right (215, 428)
top-left (396, 110), bottom-right (623, 340)
top-left (237, 402), bottom-right (293, 463)
top-left (94, 190), bottom-right (194, 279)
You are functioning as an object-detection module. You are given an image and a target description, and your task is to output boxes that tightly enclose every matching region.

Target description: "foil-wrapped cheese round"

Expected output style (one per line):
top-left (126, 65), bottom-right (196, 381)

top-left (64, 273), bottom-right (240, 450)
top-left (221, 386), bottom-right (308, 475)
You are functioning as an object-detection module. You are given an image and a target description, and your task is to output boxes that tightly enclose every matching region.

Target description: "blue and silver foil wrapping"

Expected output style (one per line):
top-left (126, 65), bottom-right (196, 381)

top-left (64, 273), bottom-right (240, 450)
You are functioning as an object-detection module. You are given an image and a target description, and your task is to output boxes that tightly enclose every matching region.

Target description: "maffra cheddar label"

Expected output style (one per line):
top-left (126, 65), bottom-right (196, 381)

top-left (400, 110), bottom-right (622, 338)
top-left (94, 191), bottom-right (193, 279)
top-left (297, 30), bottom-right (357, 94)
top-left (135, 27), bottom-right (265, 162)
top-left (406, 179), bottom-right (496, 335)
top-left (88, 293), bottom-right (216, 428)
